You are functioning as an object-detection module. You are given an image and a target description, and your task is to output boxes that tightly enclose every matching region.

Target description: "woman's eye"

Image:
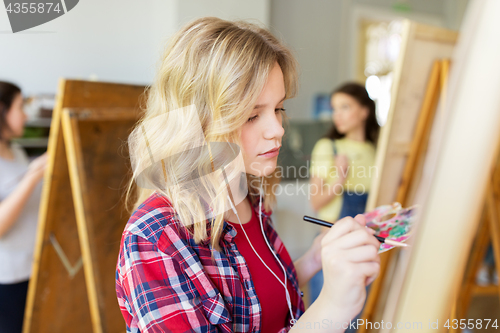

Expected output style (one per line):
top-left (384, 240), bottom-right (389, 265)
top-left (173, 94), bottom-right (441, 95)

top-left (247, 115), bottom-right (258, 123)
top-left (248, 108), bottom-right (286, 123)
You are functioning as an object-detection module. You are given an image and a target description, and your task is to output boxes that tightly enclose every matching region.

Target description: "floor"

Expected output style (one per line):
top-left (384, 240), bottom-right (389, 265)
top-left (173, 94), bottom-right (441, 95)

top-left (465, 293), bottom-right (500, 332)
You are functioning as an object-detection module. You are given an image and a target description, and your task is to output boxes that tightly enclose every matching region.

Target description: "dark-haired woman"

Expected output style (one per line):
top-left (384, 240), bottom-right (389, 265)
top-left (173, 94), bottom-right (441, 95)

top-left (308, 82), bottom-right (380, 332)
top-left (0, 81), bottom-right (47, 333)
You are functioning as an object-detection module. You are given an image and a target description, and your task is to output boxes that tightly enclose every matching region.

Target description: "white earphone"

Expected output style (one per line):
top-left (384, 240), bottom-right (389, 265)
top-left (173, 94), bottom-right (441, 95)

top-left (226, 177), bottom-right (295, 323)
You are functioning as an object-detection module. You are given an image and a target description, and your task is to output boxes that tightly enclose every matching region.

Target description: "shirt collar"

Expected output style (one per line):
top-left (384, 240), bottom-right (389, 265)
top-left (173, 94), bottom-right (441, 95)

top-left (203, 196), bottom-right (269, 245)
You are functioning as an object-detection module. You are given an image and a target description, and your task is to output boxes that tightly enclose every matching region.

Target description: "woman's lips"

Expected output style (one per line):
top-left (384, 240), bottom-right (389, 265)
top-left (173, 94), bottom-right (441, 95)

top-left (259, 147), bottom-right (280, 158)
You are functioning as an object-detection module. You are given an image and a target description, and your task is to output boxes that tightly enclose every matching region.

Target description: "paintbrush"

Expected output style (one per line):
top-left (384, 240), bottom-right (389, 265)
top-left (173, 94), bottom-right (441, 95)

top-left (303, 215), bottom-right (409, 248)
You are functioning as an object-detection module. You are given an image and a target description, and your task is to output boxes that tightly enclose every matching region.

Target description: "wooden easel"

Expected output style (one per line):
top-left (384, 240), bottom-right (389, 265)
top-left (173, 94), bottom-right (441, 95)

top-left (359, 19), bottom-right (458, 331)
top-left (359, 58), bottom-right (450, 331)
top-left (376, 0), bottom-right (500, 328)
top-left (23, 80), bottom-right (144, 333)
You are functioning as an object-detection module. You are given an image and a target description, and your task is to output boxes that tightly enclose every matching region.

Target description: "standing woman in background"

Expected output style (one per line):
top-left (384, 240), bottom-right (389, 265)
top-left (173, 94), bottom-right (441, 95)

top-left (308, 82), bottom-right (380, 332)
top-left (0, 81), bottom-right (47, 333)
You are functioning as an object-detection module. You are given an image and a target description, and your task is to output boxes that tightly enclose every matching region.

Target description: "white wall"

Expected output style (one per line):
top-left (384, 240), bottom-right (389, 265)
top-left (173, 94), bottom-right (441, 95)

top-left (0, 0), bottom-right (270, 95)
top-left (0, 0), bottom-right (178, 95)
top-left (177, 0), bottom-right (269, 29)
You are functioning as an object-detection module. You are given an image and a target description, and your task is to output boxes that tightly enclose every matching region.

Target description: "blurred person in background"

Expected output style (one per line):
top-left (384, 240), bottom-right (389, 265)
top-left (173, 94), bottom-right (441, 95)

top-left (0, 81), bottom-right (47, 333)
top-left (309, 82), bottom-right (380, 332)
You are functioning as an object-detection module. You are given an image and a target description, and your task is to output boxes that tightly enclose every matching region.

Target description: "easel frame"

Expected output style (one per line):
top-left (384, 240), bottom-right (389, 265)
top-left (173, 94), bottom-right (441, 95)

top-left (379, 0), bottom-right (500, 330)
top-left (360, 19), bottom-right (458, 330)
top-left (24, 79), bottom-right (144, 333)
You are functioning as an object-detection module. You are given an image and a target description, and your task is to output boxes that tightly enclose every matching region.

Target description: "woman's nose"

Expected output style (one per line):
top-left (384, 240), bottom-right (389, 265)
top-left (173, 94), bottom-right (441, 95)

top-left (263, 112), bottom-right (284, 140)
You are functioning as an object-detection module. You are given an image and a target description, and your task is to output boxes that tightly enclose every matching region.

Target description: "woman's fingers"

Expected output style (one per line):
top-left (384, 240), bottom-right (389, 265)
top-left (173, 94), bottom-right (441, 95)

top-left (358, 261), bottom-right (381, 283)
top-left (353, 214), bottom-right (367, 227)
top-left (336, 154), bottom-right (348, 166)
top-left (343, 244), bottom-right (381, 263)
top-left (340, 261), bottom-right (380, 286)
top-left (366, 227), bottom-right (376, 235)
top-left (321, 217), bottom-right (364, 245)
top-left (329, 227), bottom-right (380, 250)
top-left (318, 216), bottom-right (382, 313)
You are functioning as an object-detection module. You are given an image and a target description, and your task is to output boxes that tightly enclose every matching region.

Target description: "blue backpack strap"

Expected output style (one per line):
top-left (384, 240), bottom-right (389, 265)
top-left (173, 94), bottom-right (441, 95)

top-left (331, 139), bottom-right (338, 157)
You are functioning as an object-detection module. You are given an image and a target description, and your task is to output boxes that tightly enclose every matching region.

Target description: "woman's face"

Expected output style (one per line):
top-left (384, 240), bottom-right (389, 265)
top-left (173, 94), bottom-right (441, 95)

top-left (331, 92), bottom-right (368, 135)
top-left (240, 62), bottom-right (286, 177)
top-left (4, 93), bottom-right (26, 139)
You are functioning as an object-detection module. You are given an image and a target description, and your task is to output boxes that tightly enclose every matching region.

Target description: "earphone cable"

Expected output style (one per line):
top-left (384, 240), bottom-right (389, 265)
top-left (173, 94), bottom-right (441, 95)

top-left (257, 177), bottom-right (295, 322)
top-left (226, 179), bottom-right (295, 322)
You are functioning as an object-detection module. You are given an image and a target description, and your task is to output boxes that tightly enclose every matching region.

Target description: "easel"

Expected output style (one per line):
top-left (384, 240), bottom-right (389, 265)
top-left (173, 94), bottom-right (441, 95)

top-left (378, 0), bottom-right (500, 329)
top-left (450, 148), bottom-right (500, 328)
top-left (23, 79), bottom-right (144, 333)
top-left (359, 19), bottom-right (458, 331)
top-left (359, 58), bottom-right (450, 331)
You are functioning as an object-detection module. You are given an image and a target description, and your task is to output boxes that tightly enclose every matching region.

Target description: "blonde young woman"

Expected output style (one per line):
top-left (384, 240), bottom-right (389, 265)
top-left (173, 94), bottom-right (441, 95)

top-left (116, 17), bottom-right (380, 333)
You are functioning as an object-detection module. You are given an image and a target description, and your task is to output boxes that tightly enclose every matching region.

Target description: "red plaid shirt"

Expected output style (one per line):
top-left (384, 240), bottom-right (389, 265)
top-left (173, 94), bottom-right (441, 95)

top-left (116, 191), bottom-right (305, 332)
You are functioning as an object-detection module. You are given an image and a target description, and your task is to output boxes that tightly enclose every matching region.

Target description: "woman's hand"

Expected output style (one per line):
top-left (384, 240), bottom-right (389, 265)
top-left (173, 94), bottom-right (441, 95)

top-left (0, 152), bottom-right (48, 238)
top-left (317, 214), bottom-right (380, 319)
top-left (293, 227), bottom-right (328, 288)
top-left (25, 152), bottom-right (48, 182)
top-left (311, 227), bottom-right (329, 269)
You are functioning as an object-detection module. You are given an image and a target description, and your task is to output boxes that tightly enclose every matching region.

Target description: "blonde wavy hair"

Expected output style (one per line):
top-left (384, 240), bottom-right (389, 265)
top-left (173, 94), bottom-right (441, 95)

top-left (125, 16), bottom-right (299, 251)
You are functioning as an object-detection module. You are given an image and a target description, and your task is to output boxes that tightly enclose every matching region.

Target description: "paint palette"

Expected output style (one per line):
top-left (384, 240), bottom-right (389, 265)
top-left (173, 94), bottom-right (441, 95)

top-left (363, 202), bottom-right (417, 253)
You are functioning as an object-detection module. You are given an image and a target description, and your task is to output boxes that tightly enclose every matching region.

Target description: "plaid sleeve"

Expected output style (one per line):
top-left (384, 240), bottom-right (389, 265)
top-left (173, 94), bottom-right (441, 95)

top-left (116, 232), bottom-right (225, 333)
